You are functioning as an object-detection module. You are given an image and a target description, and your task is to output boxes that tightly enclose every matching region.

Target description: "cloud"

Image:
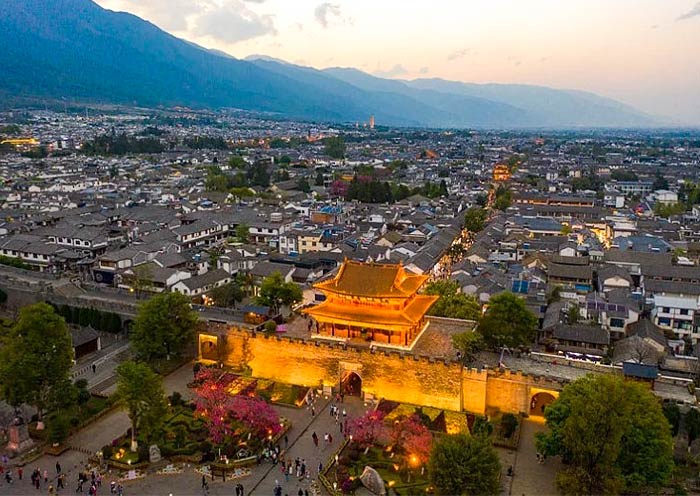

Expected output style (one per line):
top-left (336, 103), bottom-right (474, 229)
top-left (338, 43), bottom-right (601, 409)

top-left (447, 48), bottom-right (470, 61)
top-left (314, 2), bottom-right (342, 28)
top-left (677, 2), bottom-right (700, 20)
top-left (419, 66), bottom-right (430, 74)
top-left (373, 64), bottom-right (409, 78)
top-left (110, 0), bottom-right (204, 31)
top-left (194, 1), bottom-right (276, 43)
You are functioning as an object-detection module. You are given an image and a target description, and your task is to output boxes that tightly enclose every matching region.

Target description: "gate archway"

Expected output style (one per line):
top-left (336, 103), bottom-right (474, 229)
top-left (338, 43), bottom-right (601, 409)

top-left (340, 371), bottom-right (362, 397)
top-left (530, 392), bottom-right (556, 416)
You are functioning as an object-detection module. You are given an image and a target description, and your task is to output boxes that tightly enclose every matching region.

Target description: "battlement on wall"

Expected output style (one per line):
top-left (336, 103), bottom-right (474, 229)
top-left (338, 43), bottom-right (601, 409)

top-left (215, 326), bottom-right (461, 368)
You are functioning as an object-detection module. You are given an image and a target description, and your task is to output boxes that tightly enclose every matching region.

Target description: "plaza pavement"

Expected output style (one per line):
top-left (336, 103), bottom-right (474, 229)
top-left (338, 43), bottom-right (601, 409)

top-left (510, 418), bottom-right (561, 496)
top-left (0, 362), bottom-right (369, 496)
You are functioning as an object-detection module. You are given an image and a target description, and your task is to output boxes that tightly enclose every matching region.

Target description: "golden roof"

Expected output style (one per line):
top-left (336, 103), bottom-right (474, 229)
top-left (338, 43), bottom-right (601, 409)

top-left (314, 260), bottom-right (429, 298)
top-left (303, 294), bottom-right (438, 331)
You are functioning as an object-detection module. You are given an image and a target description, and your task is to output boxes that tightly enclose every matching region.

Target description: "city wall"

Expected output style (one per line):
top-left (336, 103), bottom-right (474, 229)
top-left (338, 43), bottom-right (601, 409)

top-left (203, 329), bottom-right (564, 415)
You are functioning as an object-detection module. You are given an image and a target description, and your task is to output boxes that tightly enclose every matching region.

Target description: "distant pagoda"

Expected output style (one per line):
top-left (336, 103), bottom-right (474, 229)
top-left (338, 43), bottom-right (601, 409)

top-left (303, 260), bottom-right (438, 347)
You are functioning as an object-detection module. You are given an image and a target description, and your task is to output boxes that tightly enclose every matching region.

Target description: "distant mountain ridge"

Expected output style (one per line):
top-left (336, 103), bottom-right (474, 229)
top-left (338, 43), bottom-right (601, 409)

top-left (0, 0), bottom-right (658, 128)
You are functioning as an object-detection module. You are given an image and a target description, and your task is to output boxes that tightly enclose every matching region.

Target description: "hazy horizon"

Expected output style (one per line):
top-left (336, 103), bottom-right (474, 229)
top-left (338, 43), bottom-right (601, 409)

top-left (94, 0), bottom-right (700, 125)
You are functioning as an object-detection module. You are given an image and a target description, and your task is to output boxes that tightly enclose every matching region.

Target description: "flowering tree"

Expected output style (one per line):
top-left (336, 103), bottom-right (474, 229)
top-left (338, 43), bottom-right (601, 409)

top-left (391, 415), bottom-right (433, 465)
top-left (192, 368), bottom-right (281, 443)
top-left (347, 410), bottom-right (388, 449)
top-left (230, 395), bottom-right (281, 438)
top-left (192, 368), bottom-right (237, 443)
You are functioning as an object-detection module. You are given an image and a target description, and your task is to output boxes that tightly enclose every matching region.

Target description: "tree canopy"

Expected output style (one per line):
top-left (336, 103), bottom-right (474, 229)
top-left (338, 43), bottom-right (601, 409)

top-left (0, 302), bottom-right (74, 423)
top-left (256, 272), bottom-right (302, 312)
top-left (131, 292), bottom-right (199, 361)
top-left (536, 374), bottom-right (673, 495)
top-left (477, 292), bottom-right (537, 349)
top-left (428, 433), bottom-right (501, 496)
top-left (324, 136), bottom-right (346, 159)
top-left (464, 207), bottom-right (487, 234)
top-left (115, 361), bottom-right (167, 451)
top-left (209, 282), bottom-right (245, 309)
top-left (425, 280), bottom-right (481, 321)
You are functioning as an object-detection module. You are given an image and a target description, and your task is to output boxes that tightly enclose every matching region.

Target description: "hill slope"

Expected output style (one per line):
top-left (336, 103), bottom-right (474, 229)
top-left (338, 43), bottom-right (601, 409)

top-left (0, 0), bottom-right (657, 128)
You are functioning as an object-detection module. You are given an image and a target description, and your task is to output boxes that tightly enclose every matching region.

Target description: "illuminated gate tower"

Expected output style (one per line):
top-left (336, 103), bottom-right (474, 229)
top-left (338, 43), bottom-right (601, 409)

top-left (303, 260), bottom-right (438, 347)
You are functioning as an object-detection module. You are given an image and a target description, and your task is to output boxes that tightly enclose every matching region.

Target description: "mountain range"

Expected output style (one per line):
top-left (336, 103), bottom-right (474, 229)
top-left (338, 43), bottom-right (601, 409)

top-left (0, 0), bottom-right (658, 128)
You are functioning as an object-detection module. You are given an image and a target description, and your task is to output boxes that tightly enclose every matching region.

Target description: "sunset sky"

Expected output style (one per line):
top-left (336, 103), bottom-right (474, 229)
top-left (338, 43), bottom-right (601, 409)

top-left (94, 0), bottom-right (700, 124)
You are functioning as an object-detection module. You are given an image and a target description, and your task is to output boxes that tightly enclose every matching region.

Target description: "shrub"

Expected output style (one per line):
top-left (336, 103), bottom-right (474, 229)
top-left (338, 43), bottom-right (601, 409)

top-left (69, 416), bottom-right (80, 428)
top-left (264, 320), bottom-right (277, 335)
top-left (169, 391), bottom-right (183, 407)
top-left (48, 415), bottom-right (70, 444)
top-left (500, 413), bottom-right (518, 439)
top-left (102, 445), bottom-right (114, 459)
top-left (137, 444), bottom-right (149, 462)
top-left (75, 378), bottom-right (89, 390)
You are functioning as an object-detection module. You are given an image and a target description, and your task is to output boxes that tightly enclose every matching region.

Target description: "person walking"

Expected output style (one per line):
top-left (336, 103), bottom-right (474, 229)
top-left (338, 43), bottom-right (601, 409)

top-left (17, 467), bottom-right (22, 480)
top-left (56, 462), bottom-right (61, 475)
top-left (311, 432), bottom-right (318, 447)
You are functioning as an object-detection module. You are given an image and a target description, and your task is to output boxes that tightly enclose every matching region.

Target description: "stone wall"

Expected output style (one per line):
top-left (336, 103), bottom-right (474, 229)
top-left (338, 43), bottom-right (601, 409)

top-left (218, 331), bottom-right (464, 412)
top-left (200, 329), bottom-right (566, 415)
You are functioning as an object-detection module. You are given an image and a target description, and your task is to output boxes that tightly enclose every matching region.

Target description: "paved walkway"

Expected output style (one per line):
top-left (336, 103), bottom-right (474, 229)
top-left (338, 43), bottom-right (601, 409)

top-left (510, 418), bottom-right (561, 496)
top-left (252, 396), bottom-right (367, 496)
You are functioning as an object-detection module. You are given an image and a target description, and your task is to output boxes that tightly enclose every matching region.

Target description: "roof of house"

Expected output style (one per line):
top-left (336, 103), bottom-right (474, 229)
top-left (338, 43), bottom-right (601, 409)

top-left (552, 323), bottom-right (610, 346)
top-left (71, 326), bottom-right (100, 348)
top-left (622, 361), bottom-right (658, 379)
top-left (548, 263), bottom-right (593, 281)
top-left (627, 319), bottom-right (668, 348)
top-left (598, 265), bottom-right (633, 284)
top-left (179, 269), bottom-right (231, 291)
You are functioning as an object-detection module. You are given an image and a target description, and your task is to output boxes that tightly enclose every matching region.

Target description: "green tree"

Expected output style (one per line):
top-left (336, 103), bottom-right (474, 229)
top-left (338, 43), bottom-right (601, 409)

top-left (209, 282), bottom-right (245, 308)
top-left (463, 207), bottom-right (487, 234)
top-left (428, 433), bottom-right (501, 496)
top-left (128, 264), bottom-right (154, 295)
top-left (324, 136), bottom-right (346, 159)
top-left (115, 361), bottom-right (168, 452)
top-left (452, 331), bottom-right (484, 365)
top-left (247, 162), bottom-right (270, 187)
top-left (536, 374), bottom-right (673, 495)
top-left (493, 186), bottom-right (512, 211)
top-left (131, 292), bottom-right (199, 361)
top-left (425, 280), bottom-right (481, 321)
top-left (0, 303), bottom-right (74, 427)
top-left (228, 155), bottom-right (246, 169)
top-left (477, 293), bottom-right (537, 349)
top-left (256, 272), bottom-right (303, 313)
top-left (652, 171), bottom-right (669, 191)
top-left (235, 223), bottom-right (249, 243)
top-left (567, 305), bottom-right (580, 325)
top-left (296, 176), bottom-right (311, 193)
top-left (315, 170), bottom-right (325, 186)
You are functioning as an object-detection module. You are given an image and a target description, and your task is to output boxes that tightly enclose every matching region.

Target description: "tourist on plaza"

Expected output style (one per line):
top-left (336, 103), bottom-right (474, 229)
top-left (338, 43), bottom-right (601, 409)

top-left (311, 431), bottom-right (318, 447)
top-left (44, 469), bottom-right (49, 483)
top-left (17, 466), bottom-right (22, 480)
top-left (284, 435), bottom-right (288, 448)
top-left (49, 484), bottom-right (56, 495)
top-left (57, 473), bottom-right (65, 490)
top-left (4, 470), bottom-right (12, 484)
top-left (56, 462), bottom-right (61, 474)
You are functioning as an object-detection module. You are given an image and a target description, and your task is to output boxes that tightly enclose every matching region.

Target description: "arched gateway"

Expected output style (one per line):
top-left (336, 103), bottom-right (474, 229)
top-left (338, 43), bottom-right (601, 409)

top-left (341, 371), bottom-right (362, 397)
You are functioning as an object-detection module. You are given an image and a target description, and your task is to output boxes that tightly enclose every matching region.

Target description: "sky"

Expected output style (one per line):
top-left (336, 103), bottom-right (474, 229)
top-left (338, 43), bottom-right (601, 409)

top-left (94, 0), bottom-right (700, 124)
